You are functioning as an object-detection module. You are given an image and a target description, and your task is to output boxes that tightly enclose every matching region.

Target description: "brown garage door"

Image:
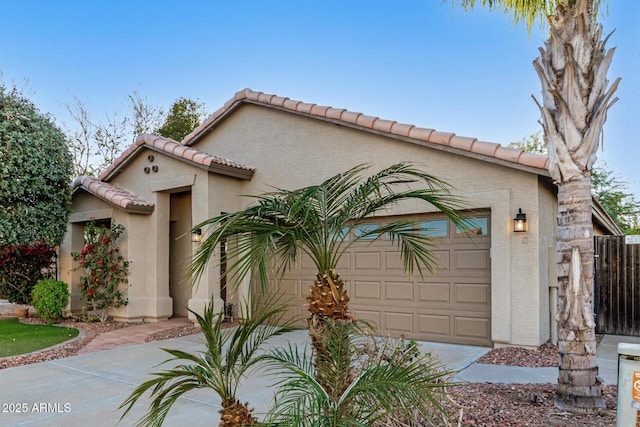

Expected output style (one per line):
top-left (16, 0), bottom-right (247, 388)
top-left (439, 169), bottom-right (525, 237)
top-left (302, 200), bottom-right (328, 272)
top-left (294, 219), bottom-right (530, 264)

top-left (266, 211), bottom-right (492, 347)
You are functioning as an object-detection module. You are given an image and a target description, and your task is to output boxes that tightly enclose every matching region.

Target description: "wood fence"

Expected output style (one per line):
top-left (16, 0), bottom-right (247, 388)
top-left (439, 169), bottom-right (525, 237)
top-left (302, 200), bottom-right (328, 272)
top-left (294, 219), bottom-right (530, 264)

top-left (595, 235), bottom-right (640, 336)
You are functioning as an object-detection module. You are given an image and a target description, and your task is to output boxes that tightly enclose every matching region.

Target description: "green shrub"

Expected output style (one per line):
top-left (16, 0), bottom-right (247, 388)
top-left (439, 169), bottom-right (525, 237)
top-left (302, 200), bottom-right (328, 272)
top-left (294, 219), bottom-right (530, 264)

top-left (32, 279), bottom-right (70, 324)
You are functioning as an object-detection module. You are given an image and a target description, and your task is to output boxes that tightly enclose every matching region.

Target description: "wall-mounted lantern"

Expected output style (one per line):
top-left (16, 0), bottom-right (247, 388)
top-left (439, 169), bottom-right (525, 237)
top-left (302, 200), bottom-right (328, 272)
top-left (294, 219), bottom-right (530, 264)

top-left (191, 228), bottom-right (203, 243)
top-left (513, 208), bottom-right (527, 233)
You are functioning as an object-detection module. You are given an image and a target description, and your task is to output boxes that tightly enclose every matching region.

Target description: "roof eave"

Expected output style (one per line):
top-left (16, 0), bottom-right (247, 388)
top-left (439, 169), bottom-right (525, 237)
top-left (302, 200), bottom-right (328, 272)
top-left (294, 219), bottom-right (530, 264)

top-left (73, 186), bottom-right (155, 215)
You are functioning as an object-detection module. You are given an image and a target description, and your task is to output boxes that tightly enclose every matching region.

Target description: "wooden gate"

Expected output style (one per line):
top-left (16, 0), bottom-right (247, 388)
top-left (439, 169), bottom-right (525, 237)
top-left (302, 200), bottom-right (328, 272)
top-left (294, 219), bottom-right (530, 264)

top-left (595, 235), bottom-right (640, 336)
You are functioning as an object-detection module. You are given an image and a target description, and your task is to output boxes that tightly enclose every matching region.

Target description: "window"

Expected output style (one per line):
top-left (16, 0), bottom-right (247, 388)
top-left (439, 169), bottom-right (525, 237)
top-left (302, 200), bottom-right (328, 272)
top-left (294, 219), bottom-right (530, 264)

top-left (419, 220), bottom-right (449, 237)
top-left (456, 217), bottom-right (489, 236)
top-left (331, 226), bottom-right (350, 241)
top-left (355, 223), bottom-right (379, 240)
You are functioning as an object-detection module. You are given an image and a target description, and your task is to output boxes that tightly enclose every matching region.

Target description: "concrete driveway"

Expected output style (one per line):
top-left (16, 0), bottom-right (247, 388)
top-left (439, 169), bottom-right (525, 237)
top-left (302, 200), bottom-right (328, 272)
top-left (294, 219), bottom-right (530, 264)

top-left (0, 329), bottom-right (489, 426)
top-left (0, 330), bottom-right (636, 426)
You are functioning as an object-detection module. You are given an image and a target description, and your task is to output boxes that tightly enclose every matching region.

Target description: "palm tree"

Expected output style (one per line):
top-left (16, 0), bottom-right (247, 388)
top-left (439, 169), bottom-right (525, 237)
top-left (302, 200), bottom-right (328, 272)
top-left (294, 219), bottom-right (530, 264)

top-left (263, 320), bottom-right (458, 426)
top-left (119, 293), bottom-right (295, 427)
top-left (188, 162), bottom-right (468, 394)
top-left (456, 0), bottom-right (619, 413)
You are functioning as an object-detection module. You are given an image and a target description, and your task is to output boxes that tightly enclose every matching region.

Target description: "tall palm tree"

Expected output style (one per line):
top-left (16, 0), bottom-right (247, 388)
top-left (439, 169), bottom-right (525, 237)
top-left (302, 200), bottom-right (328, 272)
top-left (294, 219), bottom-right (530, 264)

top-left (457, 0), bottom-right (619, 413)
top-left (188, 162), bottom-right (468, 394)
top-left (119, 293), bottom-right (295, 426)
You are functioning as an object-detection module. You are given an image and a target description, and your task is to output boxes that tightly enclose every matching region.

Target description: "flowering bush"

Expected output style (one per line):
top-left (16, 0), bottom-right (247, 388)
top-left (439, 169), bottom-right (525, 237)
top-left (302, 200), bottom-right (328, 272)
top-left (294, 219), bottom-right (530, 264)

top-left (71, 222), bottom-right (129, 322)
top-left (0, 243), bottom-right (56, 305)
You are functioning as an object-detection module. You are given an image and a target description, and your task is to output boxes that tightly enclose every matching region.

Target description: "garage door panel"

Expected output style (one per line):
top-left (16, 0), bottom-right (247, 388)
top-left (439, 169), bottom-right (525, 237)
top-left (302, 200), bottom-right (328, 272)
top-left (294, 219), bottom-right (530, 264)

top-left (454, 249), bottom-right (490, 270)
top-left (353, 280), bottom-right (381, 299)
top-left (384, 252), bottom-right (404, 270)
top-left (353, 309), bottom-right (380, 326)
top-left (354, 252), bottom-right (381, 270)
top-left (279, 279), bottom-right (300, 297)
top-left (300, 253), bottom-right (316, 271)
top-left (385, 281), bottom-right (413, 301)
top-left (455, 316), bottom-right (491, 340)
top-left (417, 314), bottom-right (450, 336)
top-left (385, 312), bottom-right (413, 332)
top-left (418, 282), bottom-right (450, 304)
top-left (432, 250), bottom-right (450, 270)
top-left (455, 282), bottom-right (490, 306)
top-left (297, 254), bottom-right (352, 271)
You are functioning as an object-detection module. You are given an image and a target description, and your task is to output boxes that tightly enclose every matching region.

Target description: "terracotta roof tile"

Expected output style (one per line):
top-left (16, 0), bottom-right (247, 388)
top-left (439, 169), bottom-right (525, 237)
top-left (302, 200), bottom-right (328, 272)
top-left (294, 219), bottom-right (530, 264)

top-left (310, 105), bottom-right (330, 116)
top-left (471, 141), bottom-right (500, 157)
top-left (340, 111), bottom-right (361, 125)
top-left (449, 136), bottom-right (477, 151)
top-left (494, 146), bottom-right (524, 163)
top-left (326, 108), bottom-right (346, 120)
top-left (271, 96), bottom-right (288, 107)
top-left (408, 127), bottom-right (434, 141)
top-left (390, 123), bottom-right (415, 137)
top-left (182, 88), bottom-right (551, 174)
top-left (246, 90), bottom-right (261, 102)
top-left (296, 102), bottom-right (314, 114)
top-left (356, 114), bottom-right (378, 128)
top-left (372, 119), bottom-right (396, 133)
top-left (519, 151), bottom-right (550, 169)
top-left (283, 99), bottom-right (301, 110)
top-left (428, 131), bottom-right (455, 145)
top-left (73, 176), bottom-right (154, 213)
top-left (257, 93), bottom-right (275, 103)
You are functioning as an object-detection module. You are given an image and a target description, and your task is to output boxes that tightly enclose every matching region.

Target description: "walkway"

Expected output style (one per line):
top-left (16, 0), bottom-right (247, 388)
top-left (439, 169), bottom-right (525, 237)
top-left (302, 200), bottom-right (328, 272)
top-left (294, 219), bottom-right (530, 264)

top-left (76, 317), bottom-right (193, 354)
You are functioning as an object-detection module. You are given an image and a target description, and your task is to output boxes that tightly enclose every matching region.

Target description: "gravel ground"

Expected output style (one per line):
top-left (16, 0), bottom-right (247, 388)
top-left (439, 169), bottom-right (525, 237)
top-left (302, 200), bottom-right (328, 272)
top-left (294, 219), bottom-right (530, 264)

top-left (0, 304), bottom-right (618, 426)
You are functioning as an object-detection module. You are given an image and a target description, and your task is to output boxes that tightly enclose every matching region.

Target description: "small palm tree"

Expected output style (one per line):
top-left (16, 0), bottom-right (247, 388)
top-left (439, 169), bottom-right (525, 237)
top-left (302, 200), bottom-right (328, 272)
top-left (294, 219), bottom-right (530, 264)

top-left (119, 293), bottom-right (295, 427)
top-left (188, 163), bottom-right (468, 393)
top-left (263, 320), bottom-right (458, 426)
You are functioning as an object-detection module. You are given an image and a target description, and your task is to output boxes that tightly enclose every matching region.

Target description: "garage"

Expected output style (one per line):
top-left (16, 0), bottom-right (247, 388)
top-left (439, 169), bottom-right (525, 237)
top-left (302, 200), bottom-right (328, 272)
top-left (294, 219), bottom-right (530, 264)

top-left (276, 210), bottom-right (492, 347)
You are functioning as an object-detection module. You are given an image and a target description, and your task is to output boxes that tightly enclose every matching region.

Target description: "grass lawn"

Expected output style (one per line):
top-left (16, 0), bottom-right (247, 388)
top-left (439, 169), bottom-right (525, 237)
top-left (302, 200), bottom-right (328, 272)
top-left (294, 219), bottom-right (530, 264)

top-left (0, 318), bottom-right (79, 358)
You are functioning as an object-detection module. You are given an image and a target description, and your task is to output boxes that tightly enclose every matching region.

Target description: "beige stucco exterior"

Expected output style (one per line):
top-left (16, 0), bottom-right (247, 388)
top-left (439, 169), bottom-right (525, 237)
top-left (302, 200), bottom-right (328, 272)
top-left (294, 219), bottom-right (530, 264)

top-left (58, 95), bottom-right (618, 348)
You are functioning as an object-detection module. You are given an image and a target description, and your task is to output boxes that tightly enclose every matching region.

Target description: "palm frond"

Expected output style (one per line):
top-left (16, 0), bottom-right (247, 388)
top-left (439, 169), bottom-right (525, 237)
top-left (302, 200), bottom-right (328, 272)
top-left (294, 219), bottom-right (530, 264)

top-left (265, 320), bottom-right (459, 426)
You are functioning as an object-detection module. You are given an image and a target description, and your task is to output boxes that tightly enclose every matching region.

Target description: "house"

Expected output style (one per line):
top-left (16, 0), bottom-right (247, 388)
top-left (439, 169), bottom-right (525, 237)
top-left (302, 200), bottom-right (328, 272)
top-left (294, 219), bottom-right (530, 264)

top-left (58, 89), bottom-right (619, 348)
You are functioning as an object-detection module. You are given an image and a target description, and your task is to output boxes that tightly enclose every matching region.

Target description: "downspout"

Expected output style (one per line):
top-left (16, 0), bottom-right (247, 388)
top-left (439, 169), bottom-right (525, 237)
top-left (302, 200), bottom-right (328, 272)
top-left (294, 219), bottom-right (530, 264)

top-left (548, 248), bottom-right (558, 346)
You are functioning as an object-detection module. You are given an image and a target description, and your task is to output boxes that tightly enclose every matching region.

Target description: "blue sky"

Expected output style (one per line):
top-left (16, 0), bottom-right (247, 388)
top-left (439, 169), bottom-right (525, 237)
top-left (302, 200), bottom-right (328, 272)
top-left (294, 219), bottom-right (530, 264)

top-left (2, 1), bottom-right (639, 192)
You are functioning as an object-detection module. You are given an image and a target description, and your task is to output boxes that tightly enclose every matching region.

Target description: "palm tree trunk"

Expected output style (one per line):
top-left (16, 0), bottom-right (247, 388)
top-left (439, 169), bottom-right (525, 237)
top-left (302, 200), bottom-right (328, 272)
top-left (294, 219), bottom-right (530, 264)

top-left (307, 270), bottom-right (354, 398)
top-left (218, 398), bottom-right (257, 427)
top-left (530, 0), bottom-right (619, 413)
top-left (554, 174), bottom-right (605, 412)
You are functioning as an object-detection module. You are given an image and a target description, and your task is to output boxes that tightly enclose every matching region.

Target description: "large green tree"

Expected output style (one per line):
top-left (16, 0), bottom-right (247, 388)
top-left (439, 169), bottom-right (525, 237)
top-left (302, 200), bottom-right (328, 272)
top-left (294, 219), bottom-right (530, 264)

top-left (458, 0), bottom-right (618, 413)
top-left (158, 97), bottom-right (205, 142)
top-left (0, 85), bottom-right (73, 247)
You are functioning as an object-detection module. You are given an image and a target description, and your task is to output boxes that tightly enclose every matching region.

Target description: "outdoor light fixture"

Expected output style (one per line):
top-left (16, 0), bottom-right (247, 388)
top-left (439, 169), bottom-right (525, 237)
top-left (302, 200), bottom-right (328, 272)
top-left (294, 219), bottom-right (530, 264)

top-left (191, 229), bottom-right (202, 243)
top-left (513, 208), bottom-right (527, 233)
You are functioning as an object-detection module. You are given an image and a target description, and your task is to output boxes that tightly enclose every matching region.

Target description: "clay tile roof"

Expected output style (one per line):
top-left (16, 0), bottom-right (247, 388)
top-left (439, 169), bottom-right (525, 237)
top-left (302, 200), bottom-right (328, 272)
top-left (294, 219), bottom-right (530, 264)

top-left (73, 175), bottom-right (154, 214)
top-left (182, 88), bottom-right (550, 175)
top-left (101, 134), bottom-right (255, 181)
